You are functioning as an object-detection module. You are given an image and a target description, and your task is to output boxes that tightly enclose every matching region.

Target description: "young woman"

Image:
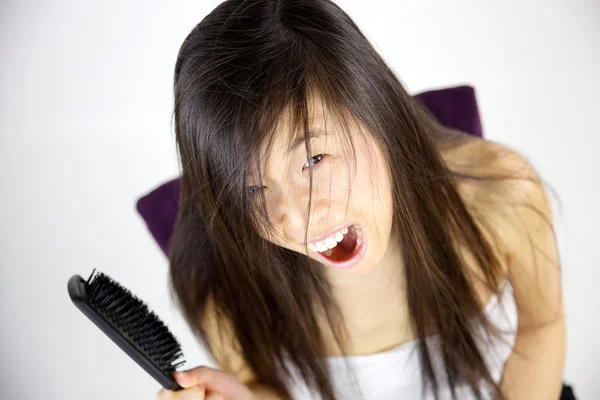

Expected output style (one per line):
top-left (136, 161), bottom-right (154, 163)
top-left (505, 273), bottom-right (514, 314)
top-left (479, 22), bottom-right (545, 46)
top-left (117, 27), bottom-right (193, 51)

top-left (157, 0), bottom-right (565, 399)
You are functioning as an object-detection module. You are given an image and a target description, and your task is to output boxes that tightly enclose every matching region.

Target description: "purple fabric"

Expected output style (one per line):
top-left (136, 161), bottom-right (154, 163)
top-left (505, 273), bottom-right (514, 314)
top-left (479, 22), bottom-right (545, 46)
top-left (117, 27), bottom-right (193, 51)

top-left (136, 85), bottom-right (482, 255)
top-left (414, 85), bottom-right (483, 138)
top-left (136, 178), bottom-right (181, 255)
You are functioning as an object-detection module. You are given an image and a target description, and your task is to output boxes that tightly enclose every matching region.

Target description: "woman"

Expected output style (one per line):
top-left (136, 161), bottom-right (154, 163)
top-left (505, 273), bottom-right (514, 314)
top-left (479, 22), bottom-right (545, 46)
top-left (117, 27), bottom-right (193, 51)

top-left (157, 0), bottom-right (565, 399)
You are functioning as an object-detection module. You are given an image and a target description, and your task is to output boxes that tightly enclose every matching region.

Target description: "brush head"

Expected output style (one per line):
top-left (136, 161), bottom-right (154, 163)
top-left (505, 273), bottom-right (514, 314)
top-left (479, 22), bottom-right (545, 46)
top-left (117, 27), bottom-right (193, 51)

top-left (68, 269), bottom-right (185, 390)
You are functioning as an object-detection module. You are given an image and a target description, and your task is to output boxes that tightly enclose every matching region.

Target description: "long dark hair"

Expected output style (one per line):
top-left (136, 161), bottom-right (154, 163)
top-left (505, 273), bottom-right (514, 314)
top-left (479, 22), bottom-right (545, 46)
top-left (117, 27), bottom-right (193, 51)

top-left (167, 1), bottom-right (531, 399)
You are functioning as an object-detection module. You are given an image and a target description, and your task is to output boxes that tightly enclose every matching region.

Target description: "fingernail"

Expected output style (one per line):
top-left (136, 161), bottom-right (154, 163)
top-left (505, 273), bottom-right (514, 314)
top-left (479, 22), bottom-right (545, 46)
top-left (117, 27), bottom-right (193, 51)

top-left (173, 371), bottom-right (185, 380)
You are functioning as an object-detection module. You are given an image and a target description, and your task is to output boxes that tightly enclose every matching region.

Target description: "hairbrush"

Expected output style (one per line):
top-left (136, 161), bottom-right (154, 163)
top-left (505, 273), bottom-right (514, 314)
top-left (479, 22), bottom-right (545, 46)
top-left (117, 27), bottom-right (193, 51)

top-left (67, 269), bottom-right (185, 391)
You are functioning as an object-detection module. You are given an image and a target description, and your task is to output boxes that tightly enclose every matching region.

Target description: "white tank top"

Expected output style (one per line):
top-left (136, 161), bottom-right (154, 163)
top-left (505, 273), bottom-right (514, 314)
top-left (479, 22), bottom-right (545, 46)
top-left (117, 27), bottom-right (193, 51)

top-left (282, 280), bottom-right (518, 400)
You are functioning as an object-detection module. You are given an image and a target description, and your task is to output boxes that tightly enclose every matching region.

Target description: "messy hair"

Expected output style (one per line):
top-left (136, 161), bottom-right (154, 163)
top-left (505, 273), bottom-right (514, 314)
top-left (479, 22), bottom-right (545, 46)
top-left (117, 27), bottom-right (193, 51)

top-left (168, 1), bottom-right (517, 399)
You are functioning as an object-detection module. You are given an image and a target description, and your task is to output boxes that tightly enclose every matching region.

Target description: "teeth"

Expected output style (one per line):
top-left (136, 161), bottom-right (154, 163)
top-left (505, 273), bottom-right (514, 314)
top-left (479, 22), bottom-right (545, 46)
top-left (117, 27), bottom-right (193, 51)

top-left (325, 237), bottom-right (337, 249)
top-left (323, 249), bottom-right (333, 256)
top-left (306, 224), bottom-right (363, 254)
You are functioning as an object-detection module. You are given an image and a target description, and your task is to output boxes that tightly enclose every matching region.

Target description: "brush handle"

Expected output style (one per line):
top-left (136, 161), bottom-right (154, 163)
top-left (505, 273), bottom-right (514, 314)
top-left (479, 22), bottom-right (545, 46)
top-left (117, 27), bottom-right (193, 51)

top-left (67, 275), bottom-right (183, 391)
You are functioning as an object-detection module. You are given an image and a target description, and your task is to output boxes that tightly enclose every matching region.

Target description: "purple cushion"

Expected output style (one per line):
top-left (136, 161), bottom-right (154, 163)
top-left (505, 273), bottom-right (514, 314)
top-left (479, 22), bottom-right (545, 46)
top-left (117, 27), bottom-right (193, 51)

top-left (415, 85), bottom-right (483, 138)
top-left (136, 85), bottom-right (483, 255)
top-left (136, 178), bottom-right (181, 255)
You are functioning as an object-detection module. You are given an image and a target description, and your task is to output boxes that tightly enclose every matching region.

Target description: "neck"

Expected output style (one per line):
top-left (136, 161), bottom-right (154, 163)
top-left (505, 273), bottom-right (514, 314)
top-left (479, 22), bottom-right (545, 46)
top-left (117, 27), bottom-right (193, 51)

top-left (321, 232), bottom-right (405, 308)
top-left (315, 233), bottom-right (410, 356)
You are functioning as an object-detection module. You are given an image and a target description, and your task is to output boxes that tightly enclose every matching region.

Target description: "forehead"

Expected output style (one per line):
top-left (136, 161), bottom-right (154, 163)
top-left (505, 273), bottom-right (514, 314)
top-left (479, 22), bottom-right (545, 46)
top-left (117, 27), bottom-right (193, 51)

top-left (257, 96), bottom-right (339, 158)
top-left (276, 95), bottom-right (334, 146)
top-left (248, 92), bottom-right (372, 180)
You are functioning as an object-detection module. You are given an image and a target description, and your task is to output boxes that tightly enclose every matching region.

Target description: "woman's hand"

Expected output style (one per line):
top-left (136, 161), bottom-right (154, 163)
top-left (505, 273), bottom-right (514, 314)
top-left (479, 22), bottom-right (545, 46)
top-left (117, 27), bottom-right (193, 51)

top-left (156, 366), bottom-right (256, 400)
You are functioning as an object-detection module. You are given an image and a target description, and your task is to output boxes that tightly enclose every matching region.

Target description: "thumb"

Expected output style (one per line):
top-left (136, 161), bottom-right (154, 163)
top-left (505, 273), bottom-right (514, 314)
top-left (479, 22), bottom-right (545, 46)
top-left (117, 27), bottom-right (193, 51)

top-left (173, 370), bottom-right (198, 389)
top-left (172, 366), bottom-right (243, 396)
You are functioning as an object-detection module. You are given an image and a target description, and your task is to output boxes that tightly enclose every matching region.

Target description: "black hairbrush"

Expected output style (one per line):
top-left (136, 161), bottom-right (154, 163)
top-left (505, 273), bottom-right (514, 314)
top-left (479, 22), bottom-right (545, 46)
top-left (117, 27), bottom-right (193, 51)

top-left (67, 269), bottom-right (185, 391)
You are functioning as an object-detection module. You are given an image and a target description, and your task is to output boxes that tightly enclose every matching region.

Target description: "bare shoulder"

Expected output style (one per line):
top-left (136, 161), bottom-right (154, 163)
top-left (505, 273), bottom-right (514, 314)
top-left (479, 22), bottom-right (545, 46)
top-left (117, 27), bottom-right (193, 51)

top-left (202, 295), bottom-right (258, 385)
top-left (443, 138), bottom-right (556, 291)
top-left (443, 138), bottom-right (541, 202)
top-left (443, 137), bottom-right (548, 222)
top-left (449, 138), bottom-right (562, 324)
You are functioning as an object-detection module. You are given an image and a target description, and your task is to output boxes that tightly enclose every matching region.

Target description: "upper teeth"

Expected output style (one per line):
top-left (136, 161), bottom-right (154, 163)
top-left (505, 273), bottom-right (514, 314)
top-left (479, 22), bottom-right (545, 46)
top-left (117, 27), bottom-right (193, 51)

top-left (307, 224), bottom-right (361, 253)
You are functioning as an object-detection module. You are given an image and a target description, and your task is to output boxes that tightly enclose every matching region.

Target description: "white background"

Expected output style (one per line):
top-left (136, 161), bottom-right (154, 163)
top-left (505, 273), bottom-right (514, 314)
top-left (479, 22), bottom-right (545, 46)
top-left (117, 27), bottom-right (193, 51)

top-left (1, 1), bottom-right (598, 399)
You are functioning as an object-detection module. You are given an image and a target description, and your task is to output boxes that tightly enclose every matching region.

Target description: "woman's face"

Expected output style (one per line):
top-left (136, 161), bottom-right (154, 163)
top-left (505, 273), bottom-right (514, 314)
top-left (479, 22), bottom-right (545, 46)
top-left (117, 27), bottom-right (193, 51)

top-left (249, 106), bottom-right (396, 275)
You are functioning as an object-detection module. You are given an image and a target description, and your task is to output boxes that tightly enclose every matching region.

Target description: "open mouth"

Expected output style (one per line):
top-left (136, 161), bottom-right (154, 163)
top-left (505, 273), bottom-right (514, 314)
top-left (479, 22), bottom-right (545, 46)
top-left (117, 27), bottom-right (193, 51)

top-left (309, 224), bottom-right (367, 270)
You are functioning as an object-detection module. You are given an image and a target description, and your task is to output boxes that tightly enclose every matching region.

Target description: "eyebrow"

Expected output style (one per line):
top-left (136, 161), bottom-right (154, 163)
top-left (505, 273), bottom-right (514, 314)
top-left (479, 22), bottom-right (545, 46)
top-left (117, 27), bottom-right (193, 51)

top-left (248, 130), bottom-right (333, 184)
top-left (286, 130), bottom-right (332, 155)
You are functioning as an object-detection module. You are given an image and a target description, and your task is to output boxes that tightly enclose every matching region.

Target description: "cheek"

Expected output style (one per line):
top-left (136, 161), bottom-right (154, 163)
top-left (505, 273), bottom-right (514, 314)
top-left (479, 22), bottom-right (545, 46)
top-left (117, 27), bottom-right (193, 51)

top-left (321, 152), bottom-right (377, 194)
top-left (352, 145), bottom-right (394, 247)
top-left (331, 146), bottom-right (391, 203)
top-left (323, 152), bottom-right (393, 244)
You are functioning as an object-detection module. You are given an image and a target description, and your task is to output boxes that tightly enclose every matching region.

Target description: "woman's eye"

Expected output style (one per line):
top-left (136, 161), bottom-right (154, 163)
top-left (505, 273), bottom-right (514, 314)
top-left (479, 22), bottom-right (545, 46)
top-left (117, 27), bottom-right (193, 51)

top-left (302, 154), bottom-right (326, 170)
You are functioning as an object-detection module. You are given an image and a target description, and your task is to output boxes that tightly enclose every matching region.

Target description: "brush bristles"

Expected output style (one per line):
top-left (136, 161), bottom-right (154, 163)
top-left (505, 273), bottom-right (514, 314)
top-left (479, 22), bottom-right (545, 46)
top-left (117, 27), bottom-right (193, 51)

top-left (86, 271), bottom-right (185, 373)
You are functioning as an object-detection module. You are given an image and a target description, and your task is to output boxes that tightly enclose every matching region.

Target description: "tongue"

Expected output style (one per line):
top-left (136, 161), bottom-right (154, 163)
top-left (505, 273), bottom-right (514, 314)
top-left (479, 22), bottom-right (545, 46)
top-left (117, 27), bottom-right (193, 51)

top-left (324, 225), bottom-right (358, 261)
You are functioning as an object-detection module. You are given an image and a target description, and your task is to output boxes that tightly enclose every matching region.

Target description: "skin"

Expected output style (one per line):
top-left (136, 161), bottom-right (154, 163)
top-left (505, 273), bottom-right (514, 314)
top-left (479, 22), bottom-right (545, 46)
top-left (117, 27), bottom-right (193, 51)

top-left (158, 103), bottom-right (565, 399)
top-left (250, 108), bottom-right (411, 356)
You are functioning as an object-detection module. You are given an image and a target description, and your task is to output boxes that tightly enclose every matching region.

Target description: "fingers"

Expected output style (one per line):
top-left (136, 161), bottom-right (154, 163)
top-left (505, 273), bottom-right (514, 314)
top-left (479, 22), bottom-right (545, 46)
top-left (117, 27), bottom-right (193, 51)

top-left (157, 388), bottom-right (168, 400)
top-left (205, 391), bottom-right (224, 400)
top-left (174, 367), bottom-right (223, 390)
top-left (174, 368), bottom-right (211, 389)
top-left (178, 386), bottom-right (206, 400)
top-left (161, 365), bottom-right (249, 399)
top-left (156, 385), bottom-right (206, 400)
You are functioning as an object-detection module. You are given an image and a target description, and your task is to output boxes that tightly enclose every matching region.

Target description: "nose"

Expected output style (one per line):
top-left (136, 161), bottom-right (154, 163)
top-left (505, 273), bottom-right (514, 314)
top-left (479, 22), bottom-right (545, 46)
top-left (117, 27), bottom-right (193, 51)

top-left (276, 195), bottom-right (330, 241)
